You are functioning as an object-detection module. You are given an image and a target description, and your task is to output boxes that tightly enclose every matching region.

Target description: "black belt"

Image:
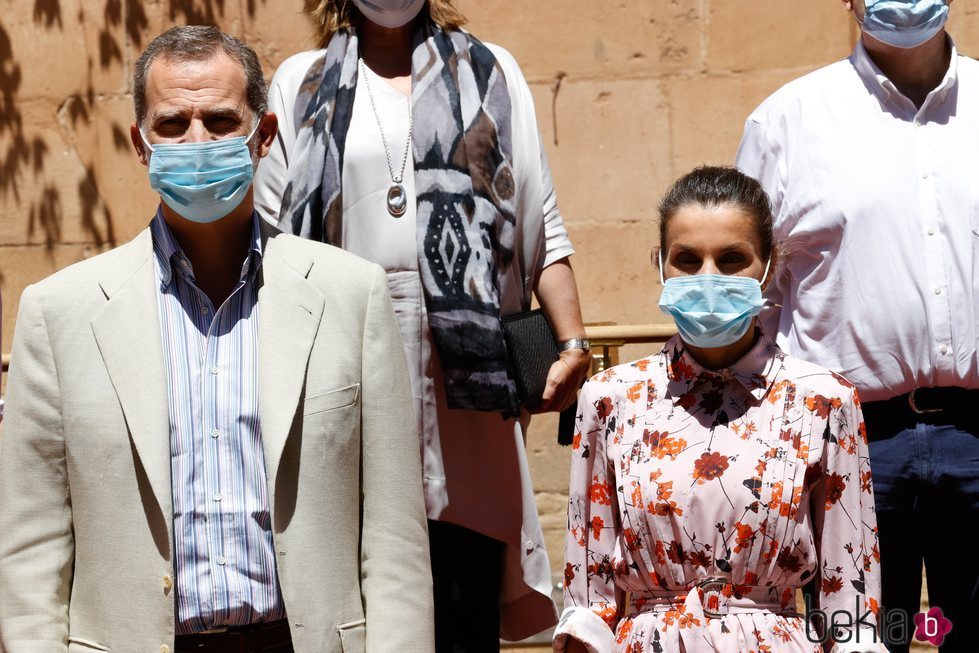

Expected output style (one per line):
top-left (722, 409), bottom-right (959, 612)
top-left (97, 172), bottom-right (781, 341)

top-left (174, 619), bottom-right (292, 653)
top-left (862, 387), bottom-right (979, 440)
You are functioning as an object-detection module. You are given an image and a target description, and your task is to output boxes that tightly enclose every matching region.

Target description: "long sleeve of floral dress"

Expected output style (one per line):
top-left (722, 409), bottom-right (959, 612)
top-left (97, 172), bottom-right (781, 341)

top-left (553, 377), bottom-right (626, 652)
top-left (808, 388), bottom-right (882, 649)
top-left (554, 335), bottom-right (884, 653)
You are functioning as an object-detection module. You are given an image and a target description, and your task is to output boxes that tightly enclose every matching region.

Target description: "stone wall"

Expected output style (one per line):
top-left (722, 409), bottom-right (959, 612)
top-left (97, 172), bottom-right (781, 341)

top-left (1, 0), bottom-right (977, 617)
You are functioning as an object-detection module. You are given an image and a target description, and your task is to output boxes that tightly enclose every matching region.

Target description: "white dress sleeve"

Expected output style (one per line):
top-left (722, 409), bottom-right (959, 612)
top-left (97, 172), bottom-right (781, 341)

top-left (254, 50), bottom-right (326, 226)
top-left (488, 44), bottom-right (575, 274)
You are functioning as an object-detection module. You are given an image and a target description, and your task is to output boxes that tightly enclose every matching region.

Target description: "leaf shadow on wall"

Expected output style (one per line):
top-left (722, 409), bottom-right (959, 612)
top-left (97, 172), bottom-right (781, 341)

top-left (3, 0), bottom-right (269, 257)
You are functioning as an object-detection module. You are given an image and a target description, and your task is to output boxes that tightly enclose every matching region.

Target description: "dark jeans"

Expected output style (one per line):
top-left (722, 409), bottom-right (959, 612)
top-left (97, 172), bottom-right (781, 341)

top-left (866, 412), bottom-right (979, 652)
top-left (428, 519), bottom-right (505, 653)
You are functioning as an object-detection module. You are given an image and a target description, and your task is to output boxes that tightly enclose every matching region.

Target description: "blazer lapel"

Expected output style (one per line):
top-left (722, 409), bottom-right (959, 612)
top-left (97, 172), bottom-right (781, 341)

top-left (257, 230), bottom-right (325, 492)
top-left (90, 229), bottom-right (173, 523)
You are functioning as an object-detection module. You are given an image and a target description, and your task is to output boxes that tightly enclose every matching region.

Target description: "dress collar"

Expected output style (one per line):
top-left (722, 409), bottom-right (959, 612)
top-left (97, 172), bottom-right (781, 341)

top-left (662, 331), bottom-right (783, 405)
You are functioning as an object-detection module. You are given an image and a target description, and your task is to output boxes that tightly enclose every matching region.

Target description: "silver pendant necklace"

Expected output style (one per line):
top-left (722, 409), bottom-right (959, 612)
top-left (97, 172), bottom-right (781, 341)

top-left (359, 58), bottom-right (413, 218)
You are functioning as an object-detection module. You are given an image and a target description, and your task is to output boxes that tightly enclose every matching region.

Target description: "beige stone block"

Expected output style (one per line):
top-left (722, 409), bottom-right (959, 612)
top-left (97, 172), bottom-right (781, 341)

top-left (707, 0), bottom-right (856, 73)
top-left (2, 1), bottom-right (93, 102)
top-left (0, 99), bottom-right (117, 248)
top-left (244, 4), bottom-right (320, 71)
top-left (949, 8), bottom-right (979, 55)
top-left (460, 0), bottom-right (704, 80)
top-left (530, 78), bottom-right (672, 226)
top-left (667, 68), bottom-right (815, 178)
top-left (565, 221), bottom-right (670, 328)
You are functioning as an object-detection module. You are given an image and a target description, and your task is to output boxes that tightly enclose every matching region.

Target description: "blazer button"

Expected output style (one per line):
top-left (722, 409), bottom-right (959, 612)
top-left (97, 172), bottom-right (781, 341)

top-left (160, 646), bottom-right (170, 653)
top-left (162, 575), bottom-right (173, 593)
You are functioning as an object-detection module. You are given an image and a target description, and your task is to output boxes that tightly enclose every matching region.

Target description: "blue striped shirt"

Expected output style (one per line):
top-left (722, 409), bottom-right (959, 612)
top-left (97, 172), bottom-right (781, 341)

top-left (151, 212), bottom-right (285, 634)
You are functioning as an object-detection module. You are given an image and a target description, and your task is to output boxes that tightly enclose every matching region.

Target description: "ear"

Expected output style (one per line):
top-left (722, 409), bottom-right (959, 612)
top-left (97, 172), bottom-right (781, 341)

top-left (761, 248), bottom-right (779, 292)
top-left (130, 122), bottom-right (149, 166)
top-left (255, 112), bottom-right (278, 159)
top-left (842, 0), bottom-right (855, 12)
top-left (650, 245), bottom-right (662, 268)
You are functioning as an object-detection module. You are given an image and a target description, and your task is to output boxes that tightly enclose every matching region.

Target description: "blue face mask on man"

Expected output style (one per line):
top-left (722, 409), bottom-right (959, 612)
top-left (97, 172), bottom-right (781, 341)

top-left (658, 253), bottom-right (770, 349)
top-left (860, 0), bottom-right (949, 49)
top-left (142, 122), bottom-right (259, 224)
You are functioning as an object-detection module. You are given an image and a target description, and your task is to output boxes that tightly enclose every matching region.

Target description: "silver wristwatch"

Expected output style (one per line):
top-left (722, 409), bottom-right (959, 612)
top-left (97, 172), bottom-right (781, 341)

top-left (559, 337), bottom-right (591, 352)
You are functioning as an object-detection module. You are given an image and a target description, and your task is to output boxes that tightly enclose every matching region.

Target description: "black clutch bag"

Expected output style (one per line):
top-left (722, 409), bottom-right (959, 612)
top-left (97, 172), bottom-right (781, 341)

top-left (501, 309), bottom-right (560, 406)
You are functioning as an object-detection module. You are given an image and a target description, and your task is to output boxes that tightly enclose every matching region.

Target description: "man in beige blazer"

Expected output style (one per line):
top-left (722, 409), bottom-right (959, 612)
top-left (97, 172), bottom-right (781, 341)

top-left (0, 26), bottom-right (433, 652)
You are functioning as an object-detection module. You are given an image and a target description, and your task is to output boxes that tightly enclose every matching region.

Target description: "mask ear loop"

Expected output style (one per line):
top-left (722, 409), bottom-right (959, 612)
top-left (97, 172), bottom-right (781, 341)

top-left (139, 128), bottom-right (156, 154)
top-left (759, 257), bottom-right (772, 286)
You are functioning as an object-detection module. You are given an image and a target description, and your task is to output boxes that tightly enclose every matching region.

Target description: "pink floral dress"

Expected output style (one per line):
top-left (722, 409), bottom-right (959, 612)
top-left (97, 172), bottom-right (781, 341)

top-left (554, 335), bottom-right (883, 652)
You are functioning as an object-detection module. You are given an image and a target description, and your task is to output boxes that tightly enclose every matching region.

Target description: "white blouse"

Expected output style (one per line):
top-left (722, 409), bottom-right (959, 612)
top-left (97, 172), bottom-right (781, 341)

top-left (341, 63), bottom-right (418, 272)
top-left (254, 42), bottom-right (573, 640)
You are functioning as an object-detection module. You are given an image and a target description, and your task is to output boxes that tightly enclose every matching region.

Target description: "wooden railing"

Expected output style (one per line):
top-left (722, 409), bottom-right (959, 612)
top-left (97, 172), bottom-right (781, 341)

top-left (0, 325), bottom-right (677, 378)
top-left (584, 323), bottom-right (675, 373)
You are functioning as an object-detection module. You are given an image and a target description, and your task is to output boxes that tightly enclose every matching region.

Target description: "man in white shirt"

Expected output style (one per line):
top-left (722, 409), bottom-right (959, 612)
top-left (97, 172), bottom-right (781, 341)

top-left (737, 1), bottom-right (974, 651)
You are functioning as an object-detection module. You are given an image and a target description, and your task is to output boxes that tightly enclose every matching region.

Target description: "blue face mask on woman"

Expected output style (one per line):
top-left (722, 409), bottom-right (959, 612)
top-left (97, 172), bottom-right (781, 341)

top-left (860, 0), bottom-right (949, 49)
top-left (658, 253), bottom-right (770, 349)
top-left (142, 123), bottom-right (258, 224)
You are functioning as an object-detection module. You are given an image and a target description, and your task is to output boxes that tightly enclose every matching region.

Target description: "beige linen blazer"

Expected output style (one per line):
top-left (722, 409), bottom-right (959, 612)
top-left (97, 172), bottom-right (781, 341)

top-left (0, 221), bottom-right (434, 652)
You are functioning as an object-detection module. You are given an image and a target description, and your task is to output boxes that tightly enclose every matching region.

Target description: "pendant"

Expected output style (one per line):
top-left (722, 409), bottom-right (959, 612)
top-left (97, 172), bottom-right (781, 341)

top-left (387, 183), bottom-right (408, 217)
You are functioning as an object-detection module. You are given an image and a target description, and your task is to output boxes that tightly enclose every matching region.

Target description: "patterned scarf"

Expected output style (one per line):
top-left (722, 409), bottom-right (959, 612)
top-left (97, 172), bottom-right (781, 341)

top-left (279, 23), bottom-right (521, 416)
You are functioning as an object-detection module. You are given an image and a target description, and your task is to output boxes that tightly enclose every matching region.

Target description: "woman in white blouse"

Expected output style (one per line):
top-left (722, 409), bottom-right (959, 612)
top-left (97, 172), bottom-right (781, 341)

top-left (253, 1), bottom-right (591, 649)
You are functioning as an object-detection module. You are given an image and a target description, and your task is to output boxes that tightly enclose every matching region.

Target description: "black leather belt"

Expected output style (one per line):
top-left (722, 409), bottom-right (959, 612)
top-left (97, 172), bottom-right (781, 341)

top-left (174, 619), bottom-right (292, 653)
top-left (862, 387), bottom-right (979, 440)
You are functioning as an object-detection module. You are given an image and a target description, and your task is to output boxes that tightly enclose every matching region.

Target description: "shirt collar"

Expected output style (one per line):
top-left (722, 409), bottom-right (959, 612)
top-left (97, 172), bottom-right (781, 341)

top-left (662, 331), bottom-right (783, 404)
top-left (851, 35), bottom-right (958, 109)
top-left (150, 208), bottom-right (264, 290)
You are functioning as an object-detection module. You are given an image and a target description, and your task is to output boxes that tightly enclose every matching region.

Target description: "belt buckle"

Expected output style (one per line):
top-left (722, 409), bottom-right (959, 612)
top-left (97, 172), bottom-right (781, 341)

top-left (696, 577), bottom-right (729, 618)
top-left (908, 388), bottom-right (943, 415)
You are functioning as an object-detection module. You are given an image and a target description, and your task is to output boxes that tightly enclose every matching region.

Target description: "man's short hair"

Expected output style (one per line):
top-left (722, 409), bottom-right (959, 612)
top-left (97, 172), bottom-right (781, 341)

top-left (133, 25), bottom-right (268, 127)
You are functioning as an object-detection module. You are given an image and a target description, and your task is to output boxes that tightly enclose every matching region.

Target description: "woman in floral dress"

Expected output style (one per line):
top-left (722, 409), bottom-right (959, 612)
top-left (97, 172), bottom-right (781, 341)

top-left (554, 167), bottom-right (884, 653)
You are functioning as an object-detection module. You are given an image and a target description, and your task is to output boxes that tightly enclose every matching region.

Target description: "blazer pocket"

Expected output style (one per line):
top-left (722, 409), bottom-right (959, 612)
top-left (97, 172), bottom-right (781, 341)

top-left (337, 618), bottom-right (367, 653)
top-left (67, 637), bottom-right (110, 652)
top-left (303, 383), bottom-right (361, 417)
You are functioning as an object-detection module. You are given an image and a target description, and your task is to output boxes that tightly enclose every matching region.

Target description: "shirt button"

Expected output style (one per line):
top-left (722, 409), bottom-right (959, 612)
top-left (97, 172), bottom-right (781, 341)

top-left (210, 366), bottom-right (219, 375)
top-left (940, 344), bottom-right (949, 355)
top-left (217, 556), bottom-right (227, 566)
top-left (210, 428), bottom-right (220, 438)
top-left (201, 306), bottom-right (209, 315)
top-left (934, 287), bottom-right (942, 295)
top-left (928, 228), bottom-right (936, 236)
top-left (920, 171), bottom-right (929, 179)
top-left (213, 493), bottom-right (223, 502)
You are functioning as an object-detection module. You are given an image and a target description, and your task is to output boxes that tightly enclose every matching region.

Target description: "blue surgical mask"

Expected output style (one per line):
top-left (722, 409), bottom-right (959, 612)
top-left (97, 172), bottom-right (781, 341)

top-left (860, 0), bottom-right (949, 49)
top-left (142, 124), bottom-right (258, 224)
top-left (657, 253), bottom-right (770, 349)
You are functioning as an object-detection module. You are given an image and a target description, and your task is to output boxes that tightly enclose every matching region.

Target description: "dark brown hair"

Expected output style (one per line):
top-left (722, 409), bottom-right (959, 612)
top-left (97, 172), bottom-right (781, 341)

top-left (133, 26), bottom-right (268, 127)
top-left (658, 165), bottom-right (776, 261)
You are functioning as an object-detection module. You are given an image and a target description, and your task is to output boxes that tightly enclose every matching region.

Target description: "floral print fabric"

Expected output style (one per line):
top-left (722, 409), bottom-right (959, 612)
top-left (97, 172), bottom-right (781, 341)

top-left (554, 335), bottom-right (882, 652)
